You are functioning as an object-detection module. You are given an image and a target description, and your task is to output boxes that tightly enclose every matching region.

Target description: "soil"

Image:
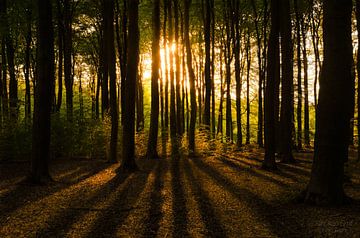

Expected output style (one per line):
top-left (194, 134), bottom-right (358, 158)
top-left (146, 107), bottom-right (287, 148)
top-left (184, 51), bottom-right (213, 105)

top-left (0, 143), bottom-right (359, 237)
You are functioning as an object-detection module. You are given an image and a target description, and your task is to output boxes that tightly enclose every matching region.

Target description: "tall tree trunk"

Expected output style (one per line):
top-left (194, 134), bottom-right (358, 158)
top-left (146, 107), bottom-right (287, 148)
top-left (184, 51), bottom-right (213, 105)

top-left (294, 0), bottom-right (302, 150)
top-left (103, 0), bottom-right (119, 163)
top-left (30, 0), bottom-right (55, 183)
top-left (64, 0), bottom-right (73, 121)
top-left (184, 0), bottom-right (197, 154)
top-left (163, 0), bottom-right (169, 129)
top-left (100, 4), bottom-right (109, 117)
top-left (263, 0), bottom-right (279, 170)
top-left (147, 0), bottom-right (161, 159)
top-left (24, 5), bottom-right (32, 120)
top-left (246, 32), bottom-right (251, 145)
top-left (217, 46), bottom-right (224, 136)
top-left (1, 40), bottom-right (8, 118)
top-left (174, 0), bottom-right (182, 135)
top-left (203, 0), bottom-right (211, 128)
top-left (304, 0), bottom-right (353, 205)
top-left (120, 0), bottom-right (127, 124)
top-left (301, 16), bottom-right (310, 146)
top-left (356, 0), bottom-right (360, 162)
top-left (233, 0), bottom-right (242, 147)
top-left (119, 0), bottom-right (139, 172)
top-left (56, 0), bottom-right (63, 112)
top-left (168, 0), bottom-right (177, 138)
top-left (210, 0), bottom-right (215, 135)
top-left (1, 0), bottom-right (17, 120)
top-left (278, 0), bottom-right (295, 163)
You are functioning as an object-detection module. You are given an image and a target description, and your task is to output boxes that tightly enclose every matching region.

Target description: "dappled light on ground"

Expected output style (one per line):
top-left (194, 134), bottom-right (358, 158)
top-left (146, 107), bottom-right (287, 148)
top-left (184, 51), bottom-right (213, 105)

top-left (0, 145), bottom-right (359, 237)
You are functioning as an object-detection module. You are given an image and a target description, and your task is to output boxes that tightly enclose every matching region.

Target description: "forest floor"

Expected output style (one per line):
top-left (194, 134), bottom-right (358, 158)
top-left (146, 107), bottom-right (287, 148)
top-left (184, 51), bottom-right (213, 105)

top-left (0, 139), bottom-right (359, 238)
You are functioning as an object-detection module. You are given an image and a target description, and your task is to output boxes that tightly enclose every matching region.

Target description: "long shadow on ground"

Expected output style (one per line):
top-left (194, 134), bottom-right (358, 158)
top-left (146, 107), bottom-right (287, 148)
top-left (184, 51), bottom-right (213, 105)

top-left (171, 153), bottom-right (190, 238)
top-left (183, 157), bottom-right (227, 237)
top-left (141, 160), bottom-right (165, 238)
top-left (0, 160), bottom-right (111, 226)
top-left (190, 156), bottom-right (308, 237)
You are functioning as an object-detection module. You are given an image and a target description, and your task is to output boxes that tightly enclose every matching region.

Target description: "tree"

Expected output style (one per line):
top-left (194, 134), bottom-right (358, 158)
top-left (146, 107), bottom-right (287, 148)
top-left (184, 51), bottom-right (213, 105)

top-left (356, 0), bottom-right (360, 162)
top-left (303, 0), bottom-right (353, 205)
top-left (119, 0), bottom-right (139, 172)
top-left (64, 0), bottom-right (74, 121)
top-left (203, 0), bottom-right (211, 128)
top-left (103, 0), bottom-right (118, 163)
top-left (263, 0), bottom-right (279, 170)
top-left (146, 0), bottom-right (161, 159)
top-left (294, 0), bottom-right (302, 150)
top-left (30, 0), bottom-right (55, 183)
top-left (278, 0), bottom-right (295, 163)
top-left (184, 0), bottom-right (197, 154)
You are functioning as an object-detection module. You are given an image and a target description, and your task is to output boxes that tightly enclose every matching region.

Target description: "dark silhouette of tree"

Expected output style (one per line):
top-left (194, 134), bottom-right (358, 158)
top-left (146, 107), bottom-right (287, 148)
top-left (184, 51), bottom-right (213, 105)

top-left (263, 0), bottom-right (279, 170)
top-left (184, 0), bottom-right (197, 154)
top-left (146, 0), bottom-right (161, 159)
top-left (304, 0), bottom-right (353, 205)
top-left (119, 0), bottom-right (139, 172)
top-left (278, 0), bottom-right (295, 163)
top-left (102, 0), bottom-right (118, 163)
top-left (30, 0), bottom-right (55, 183)
top-left (203, 0), bottom-right (211, 129)
top-left (64, 0), bottom-right (74, 121)
top-left (294, 0), bottom-right (302, 151)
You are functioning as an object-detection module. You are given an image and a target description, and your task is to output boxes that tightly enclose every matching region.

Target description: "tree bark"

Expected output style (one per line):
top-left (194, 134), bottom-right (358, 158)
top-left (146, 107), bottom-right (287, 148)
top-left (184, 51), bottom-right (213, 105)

top-left (304, 0), bottom-right (353, 205)
top-left (278, 0), bottom-right (295, 163)
top-left (119, 0), bottom-right (139, 173)
top-left (146, 0), bottom-right (161, 159)
top-left (263, 0), bottom-right (280, 170)
top-left (30, 0), bottom-right (55, 183)
top-left (184, 0), bottom-right (197, 154)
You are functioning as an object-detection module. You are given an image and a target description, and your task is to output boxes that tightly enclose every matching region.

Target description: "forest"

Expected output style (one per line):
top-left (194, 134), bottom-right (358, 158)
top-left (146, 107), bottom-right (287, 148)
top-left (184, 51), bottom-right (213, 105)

top-left (0, 0), bottom-right (359, 237)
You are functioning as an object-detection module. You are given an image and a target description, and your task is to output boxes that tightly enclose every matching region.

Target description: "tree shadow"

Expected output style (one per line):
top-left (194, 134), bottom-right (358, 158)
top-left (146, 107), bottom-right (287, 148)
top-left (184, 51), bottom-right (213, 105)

top-left (170, 154), bottom-right (190, 237)
top-left (0, 160), bottom-right (111, 226)
top-left (34, 170), bottom-right (135, 237)
top-left (183, 157), bottom-right (226, 237)
top-left (79, 164), bottom-right (155, 237)
top-left (191, 156), bottom-right (308, 237)
top-left (214, 156), bottom-right (292, 188)
top-left (141, 160), bottom-right (165, 237)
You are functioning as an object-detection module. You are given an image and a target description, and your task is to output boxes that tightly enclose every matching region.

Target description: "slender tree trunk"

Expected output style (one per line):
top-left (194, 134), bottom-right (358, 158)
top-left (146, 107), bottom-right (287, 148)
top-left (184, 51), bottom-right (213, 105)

top-left (302, 17), bottom-right (310, 146)
top-left (147, 0), bottom-right (161, 159)
top-left (295, 0), bottom-right (302, 150)
top-left (120, 0), bottom-right (139, 172)
top-left (1, 0), bottom-right (17, 120)
top-left (30, 0), bottom-right (54, 183)
top-left (103, 0), bottom-right (119, 163)
top-left (217, 46), bottom-right (224, 136)
top-left (174, 0), bottom-right (182, 135)
top-left (120, 0), bottom-right (127, 124)
top-left (64, 0), bottom-right (73, 121)
top-left (233, 1), bottom-right (242, 147)
top-left (246, 32), bottom-right (251, 145)
top-left (168, 0), bottom-right (177, 138)
top-left (24, 5), bottom-right (32, 120)
top-left (304, 0), bottom-right (353, 205)
top-left (56, 0), bottom-right (63, 112)
top-left (356, 0), bottom-right (360, 161)
top-left (184, 0), bottom-right (197, 154)
top-left (203, 0), bottom-right (211, 129)
top-left (163, 0), bottom-right (169, 129)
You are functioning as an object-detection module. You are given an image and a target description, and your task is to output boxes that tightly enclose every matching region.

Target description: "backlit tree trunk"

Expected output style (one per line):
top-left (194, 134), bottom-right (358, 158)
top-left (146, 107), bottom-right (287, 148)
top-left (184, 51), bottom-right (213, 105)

top-left (120, 0), bottom-right (139, 172)
top-left (304, 0), bottom-right (353, 205)
top-left (146, 0), bottom-right (161, 159)
top-left (30, 0), bottom-right (55, 183)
